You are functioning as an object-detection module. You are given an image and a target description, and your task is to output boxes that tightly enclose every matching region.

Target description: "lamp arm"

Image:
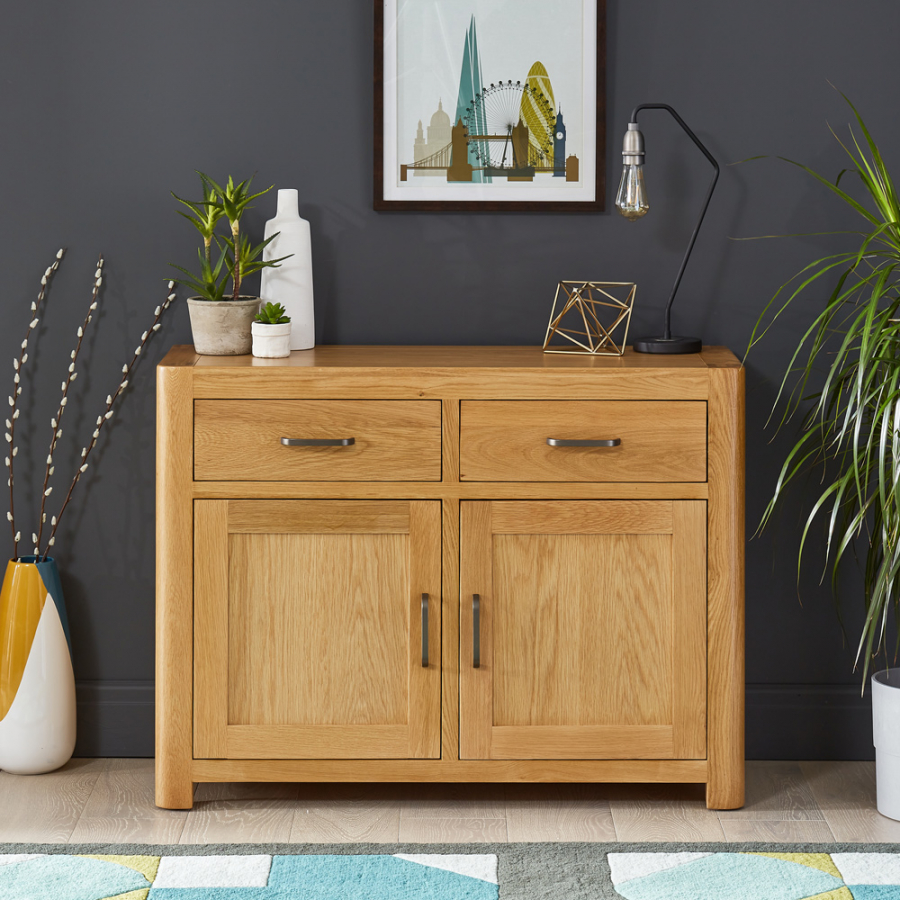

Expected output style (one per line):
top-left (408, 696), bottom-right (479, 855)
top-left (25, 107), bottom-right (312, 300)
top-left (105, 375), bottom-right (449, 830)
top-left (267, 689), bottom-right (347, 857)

top-left (631, 104), bottom-right (720, 340)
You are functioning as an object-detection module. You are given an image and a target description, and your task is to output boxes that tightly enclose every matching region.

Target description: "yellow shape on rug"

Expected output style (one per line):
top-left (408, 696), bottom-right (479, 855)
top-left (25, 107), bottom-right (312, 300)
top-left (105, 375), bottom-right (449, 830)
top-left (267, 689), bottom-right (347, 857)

top-left (804, 889), bottom-right (854, 900)
top-left (77, 853), bottom-right (159, 898)
top-left (748, 853), bottom-right (842, 878)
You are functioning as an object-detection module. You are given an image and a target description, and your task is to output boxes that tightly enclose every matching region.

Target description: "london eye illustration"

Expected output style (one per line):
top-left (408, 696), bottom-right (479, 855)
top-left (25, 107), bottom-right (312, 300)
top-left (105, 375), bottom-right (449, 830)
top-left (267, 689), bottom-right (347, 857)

top-left (463, 81), bottom-right (555, 170)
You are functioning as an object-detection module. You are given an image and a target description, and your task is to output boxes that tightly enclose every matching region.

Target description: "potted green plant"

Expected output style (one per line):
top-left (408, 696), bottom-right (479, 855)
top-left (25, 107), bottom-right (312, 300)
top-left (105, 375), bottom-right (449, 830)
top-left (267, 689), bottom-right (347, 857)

top-left (748, 95), bottom-right (900, 818)
top-left (252, 302), bottom-right (292, 358)
top-left (170, 173), bottom-right (290, 356)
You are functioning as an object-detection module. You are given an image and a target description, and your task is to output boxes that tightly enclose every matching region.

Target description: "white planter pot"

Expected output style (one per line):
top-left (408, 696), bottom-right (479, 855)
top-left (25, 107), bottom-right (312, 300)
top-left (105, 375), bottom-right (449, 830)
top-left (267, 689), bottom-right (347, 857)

top-left (873, 669), bottom-right (900, 819)
top-left (252, 321), bottom-right (292, 358)
top-left (187, 296), bottom-right (260, 356)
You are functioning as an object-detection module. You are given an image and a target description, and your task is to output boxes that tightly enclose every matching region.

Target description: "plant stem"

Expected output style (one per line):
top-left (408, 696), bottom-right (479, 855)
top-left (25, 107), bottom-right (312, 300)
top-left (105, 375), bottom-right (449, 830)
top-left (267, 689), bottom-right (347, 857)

top-left (41, 283), bottom-right (178, 557)
top-left (7, 249), bottom-right (64, 560)
top-left (36, 255), bottom-right (102, 552)
top-left (232, 220), bottom-right (240, 301)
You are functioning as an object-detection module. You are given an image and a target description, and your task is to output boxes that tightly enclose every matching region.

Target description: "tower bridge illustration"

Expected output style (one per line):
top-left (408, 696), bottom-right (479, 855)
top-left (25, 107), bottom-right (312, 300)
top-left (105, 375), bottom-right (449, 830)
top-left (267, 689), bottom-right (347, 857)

top-left (402, 80), bottom-right (579, 184)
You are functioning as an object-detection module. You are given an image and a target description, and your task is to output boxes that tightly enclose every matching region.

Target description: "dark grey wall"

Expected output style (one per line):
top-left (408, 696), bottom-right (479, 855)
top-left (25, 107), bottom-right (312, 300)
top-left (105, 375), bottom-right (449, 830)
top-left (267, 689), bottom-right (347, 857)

top-left (0, 1), bottom-right (893, 758)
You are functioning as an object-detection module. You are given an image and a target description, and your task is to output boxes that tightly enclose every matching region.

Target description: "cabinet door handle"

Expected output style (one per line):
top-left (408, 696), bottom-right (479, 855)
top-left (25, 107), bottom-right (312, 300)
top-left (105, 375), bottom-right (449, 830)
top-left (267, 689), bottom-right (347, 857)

top-left (281, 437), bottom-right (356, 447)
top-left (473, 594), bottom-right (481, 669)
top-left (546, 438), bottom-right (621, 447)
top-left (421, 593), bottom-right (429, 668)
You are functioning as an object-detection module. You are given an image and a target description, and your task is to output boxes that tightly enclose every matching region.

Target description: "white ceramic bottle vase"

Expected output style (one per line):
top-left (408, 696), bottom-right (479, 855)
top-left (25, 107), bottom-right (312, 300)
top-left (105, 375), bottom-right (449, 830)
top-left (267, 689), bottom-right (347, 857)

top-left (260, 189), bottom-right (315, 350)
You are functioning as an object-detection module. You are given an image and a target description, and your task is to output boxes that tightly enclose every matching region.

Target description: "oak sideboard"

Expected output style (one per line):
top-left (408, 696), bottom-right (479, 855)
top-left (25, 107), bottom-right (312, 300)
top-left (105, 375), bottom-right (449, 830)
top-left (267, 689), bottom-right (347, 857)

top-left (156, 345), bottom-right (744, 809)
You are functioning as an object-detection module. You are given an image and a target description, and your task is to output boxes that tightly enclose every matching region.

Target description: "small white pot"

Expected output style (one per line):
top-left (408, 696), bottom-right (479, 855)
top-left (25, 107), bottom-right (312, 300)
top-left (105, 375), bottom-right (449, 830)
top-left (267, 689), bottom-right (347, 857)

top-left (252, 321), bottom-right (292, 358)
top-left (873, 669), bottom-right (900, 819)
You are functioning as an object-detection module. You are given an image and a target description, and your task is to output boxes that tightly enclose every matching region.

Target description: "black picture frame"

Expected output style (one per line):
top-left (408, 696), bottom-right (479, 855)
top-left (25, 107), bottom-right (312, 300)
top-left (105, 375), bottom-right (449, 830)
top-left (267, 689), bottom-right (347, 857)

top-left (374, 0), bottom-right (606, 212)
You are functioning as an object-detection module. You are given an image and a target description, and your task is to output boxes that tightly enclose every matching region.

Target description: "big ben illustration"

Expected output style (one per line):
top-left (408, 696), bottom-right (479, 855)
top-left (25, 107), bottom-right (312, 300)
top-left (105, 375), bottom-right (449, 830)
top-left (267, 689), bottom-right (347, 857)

top-left (554, 110), bottom-right (567, 177)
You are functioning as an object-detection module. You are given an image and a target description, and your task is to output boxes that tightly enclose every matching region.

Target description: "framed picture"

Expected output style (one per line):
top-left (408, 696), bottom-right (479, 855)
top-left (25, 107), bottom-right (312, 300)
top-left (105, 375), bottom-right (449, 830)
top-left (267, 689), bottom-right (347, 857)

top-left (374, 0), bottom-right (606, 212)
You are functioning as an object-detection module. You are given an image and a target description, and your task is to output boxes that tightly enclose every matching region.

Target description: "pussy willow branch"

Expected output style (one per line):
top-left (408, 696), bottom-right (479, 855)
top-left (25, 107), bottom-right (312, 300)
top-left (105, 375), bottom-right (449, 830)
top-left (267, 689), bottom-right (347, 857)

top-left (35, 255), bottom-right (103, 553)
top-left (6, 249), bottom-right (64, 560)
top-left (40, 281), bottom-right (177, 558)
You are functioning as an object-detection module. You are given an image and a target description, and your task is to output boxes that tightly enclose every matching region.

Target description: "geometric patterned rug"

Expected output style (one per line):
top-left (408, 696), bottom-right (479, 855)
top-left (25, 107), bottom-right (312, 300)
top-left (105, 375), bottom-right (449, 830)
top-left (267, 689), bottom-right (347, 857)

top-left (1, 853), bottom-right (498, 899)
top-left (609, 852), bottom-right (900, 899)
top-left (4, 845), bottom-right (900, 899)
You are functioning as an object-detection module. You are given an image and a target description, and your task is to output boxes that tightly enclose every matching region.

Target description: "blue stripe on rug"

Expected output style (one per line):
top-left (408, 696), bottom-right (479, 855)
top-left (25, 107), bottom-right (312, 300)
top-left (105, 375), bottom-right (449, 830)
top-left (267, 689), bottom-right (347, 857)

top-left (148, 855), bottom-right (499, 899)
top-left (612, 853), bottom-right (842, 900)
top-left (0, 855), bottom-right (149, 900)
top-left (849, 889), bottom-right (900, 899)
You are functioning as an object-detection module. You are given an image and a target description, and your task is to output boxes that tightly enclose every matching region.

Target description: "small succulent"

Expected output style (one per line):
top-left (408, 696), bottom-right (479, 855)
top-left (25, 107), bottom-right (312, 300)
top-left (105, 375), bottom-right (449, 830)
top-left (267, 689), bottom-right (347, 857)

top-left (255, 302), bottom-right (291, 325)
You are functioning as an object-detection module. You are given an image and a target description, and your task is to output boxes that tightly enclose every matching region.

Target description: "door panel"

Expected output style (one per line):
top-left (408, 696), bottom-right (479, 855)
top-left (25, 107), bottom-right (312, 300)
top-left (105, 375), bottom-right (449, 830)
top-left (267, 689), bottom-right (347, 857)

top-left (194, 499), bottom-right (441, 760)
top-left (460, 500), bottom-right (706, 760)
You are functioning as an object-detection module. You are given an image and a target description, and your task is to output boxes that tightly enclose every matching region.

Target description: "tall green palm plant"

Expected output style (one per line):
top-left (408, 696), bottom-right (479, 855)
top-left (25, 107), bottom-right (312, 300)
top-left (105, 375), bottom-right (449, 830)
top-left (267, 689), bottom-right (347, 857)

top-left (749, 95), bottom-right (900, 684)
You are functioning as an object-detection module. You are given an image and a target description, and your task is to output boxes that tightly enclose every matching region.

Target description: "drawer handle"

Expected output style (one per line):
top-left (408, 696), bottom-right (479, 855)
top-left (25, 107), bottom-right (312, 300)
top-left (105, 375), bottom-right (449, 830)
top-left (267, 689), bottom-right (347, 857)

top-left (546, 438), bottom-right (621, 448)
top-left (421, 593), bottom-right (429, 668)
top-left (473, 594), bottom-right (481, 669)
top-left (281, 437), bottom-right (356, 447)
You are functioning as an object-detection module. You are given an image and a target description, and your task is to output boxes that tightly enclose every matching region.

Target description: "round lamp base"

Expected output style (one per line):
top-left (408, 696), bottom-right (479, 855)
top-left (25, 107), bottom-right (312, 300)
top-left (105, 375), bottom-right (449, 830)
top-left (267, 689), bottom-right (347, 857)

top-left (633, 335), bottom-right (702, 354)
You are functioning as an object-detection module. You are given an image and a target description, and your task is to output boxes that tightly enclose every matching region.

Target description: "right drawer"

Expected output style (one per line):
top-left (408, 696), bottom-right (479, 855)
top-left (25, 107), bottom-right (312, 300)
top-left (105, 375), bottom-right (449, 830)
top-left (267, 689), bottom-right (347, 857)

top-left (459, 400), bottom-right (707, 482)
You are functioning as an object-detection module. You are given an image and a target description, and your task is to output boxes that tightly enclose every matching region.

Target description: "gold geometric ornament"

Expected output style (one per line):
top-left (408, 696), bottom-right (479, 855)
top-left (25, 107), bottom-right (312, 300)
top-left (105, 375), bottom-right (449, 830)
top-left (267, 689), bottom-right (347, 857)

top-left (542, 281), bottom-right (636, 356)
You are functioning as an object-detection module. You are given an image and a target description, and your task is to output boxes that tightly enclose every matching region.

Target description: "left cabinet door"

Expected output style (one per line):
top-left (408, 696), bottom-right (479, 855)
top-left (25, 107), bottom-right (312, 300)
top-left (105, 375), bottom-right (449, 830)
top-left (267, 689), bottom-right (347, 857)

top-left (193, 499), bottom-right (441, 760)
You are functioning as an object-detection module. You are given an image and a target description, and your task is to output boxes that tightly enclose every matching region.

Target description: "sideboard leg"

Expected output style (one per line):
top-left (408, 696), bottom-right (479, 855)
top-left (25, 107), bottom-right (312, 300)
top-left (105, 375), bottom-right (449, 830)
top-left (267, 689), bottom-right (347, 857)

top-left (705, 363), bottom-right (745, 810)
top-left (156, 355), bottom-right (196, 810)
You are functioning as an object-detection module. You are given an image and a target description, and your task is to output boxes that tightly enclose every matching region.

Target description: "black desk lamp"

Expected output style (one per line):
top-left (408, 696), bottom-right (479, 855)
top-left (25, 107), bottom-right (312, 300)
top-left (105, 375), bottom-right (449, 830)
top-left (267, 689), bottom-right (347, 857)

top-left (615, 104), bottom-right (720, 354)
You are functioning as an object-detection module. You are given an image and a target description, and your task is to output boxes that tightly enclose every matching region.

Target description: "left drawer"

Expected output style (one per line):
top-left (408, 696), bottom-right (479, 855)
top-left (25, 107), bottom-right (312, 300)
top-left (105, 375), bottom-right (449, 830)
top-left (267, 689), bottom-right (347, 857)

top-left (194, 400), bottom-right (442, 481)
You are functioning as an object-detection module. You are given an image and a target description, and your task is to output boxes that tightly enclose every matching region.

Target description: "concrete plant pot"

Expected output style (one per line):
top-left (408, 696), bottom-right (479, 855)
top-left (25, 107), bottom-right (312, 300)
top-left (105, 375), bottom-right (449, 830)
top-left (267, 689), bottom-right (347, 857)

top-left (187, 296), bottom-right (260, 356)
top-left (252, 321), bottom-right (292, 358)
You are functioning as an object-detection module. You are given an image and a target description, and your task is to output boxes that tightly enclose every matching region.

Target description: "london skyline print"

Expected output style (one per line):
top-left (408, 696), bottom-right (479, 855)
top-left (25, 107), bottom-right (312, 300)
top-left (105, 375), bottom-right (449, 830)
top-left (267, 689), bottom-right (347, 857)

top-left (376, 0), bottom-right (606, 210)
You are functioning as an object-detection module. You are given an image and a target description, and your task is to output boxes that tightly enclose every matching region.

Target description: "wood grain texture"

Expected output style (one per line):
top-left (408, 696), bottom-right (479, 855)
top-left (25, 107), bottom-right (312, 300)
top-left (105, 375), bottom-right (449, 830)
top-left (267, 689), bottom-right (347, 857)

top-left (179, 800), bottom-right (295, 844)
top-left (719, 819), bottom-right (835, 842)
top-left (800, 761), bottom-right (900, 842)
top-left (227, 499), bottom-right (410, 533)
top-left (441, 498), bottom-right (460, 761)
top-left (397, 817), bottom-right (508, 842)
top-left (490, 726), bottom-right (675, 759)
top-left (186, 345), bottom-right (712, 370)
top-left (505, 785), bottom-right (616, 841)
top-left (159, 344), bottom-right (743, 797)
top-left (490, 500), bottom-right (673, 534)
top-left (192, 498), bottom-right (441, 762)
top-left (0, 758), bottom-right (106, 842)
top-left (442, 399), bottom-right (460, 484)
top-left (193, 481), bottom-right (710, 501)
top-left (156, 360), bottom-right (195, 809)
top-left (193, 500), bottom-right (229, 759)
top-left (705, 365), bottom-right (745, 809)
top-left (474, 500), bottom-right (706, 762)
top-left (672, 501), bottom-right (707, 759)
top-left (291, 794), bottom-right (401, 842)
top-left (192, 758), bottom-right (708, 783)
top-left (194, 399), bottom-right (441, 481)
top-left (226, 531), bottom-right (408, 727)
top-left (717, 761), bottom-right (823, 820)
top-left (459, 501), bottom-right (493, 759)
top-left (407, 502), bottom-right (442, 758)
top-left (491, 531), bottom-right (673, 731)
top-left (461, 401), bottom-right (707, 482)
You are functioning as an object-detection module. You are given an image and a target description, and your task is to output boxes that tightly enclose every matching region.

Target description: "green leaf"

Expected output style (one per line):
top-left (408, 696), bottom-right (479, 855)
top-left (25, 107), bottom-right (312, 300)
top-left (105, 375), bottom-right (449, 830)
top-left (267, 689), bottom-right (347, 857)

top-left (746, 94), bottom-right (900, 687)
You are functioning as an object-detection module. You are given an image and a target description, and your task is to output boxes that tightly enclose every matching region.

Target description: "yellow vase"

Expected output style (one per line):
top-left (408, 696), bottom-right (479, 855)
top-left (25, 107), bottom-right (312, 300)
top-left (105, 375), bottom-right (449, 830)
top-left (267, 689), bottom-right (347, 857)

top-left (0, 556), bottom-right (76, 773)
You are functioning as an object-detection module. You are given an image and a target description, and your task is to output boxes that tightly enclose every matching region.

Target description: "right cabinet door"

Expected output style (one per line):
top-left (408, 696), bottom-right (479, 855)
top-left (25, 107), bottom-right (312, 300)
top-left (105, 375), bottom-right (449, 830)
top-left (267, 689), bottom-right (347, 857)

top-left (460, 500), bottom-right (707, 760)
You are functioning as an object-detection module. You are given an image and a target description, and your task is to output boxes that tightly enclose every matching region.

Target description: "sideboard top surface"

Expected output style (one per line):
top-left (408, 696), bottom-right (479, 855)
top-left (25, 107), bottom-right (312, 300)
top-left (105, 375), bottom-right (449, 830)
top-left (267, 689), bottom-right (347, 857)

top-left (161, 345), bottom-right (740, 371)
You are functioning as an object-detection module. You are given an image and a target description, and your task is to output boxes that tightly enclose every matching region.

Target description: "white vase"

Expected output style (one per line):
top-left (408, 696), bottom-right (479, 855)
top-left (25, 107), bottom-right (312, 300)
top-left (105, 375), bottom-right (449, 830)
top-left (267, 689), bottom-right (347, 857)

top-left (252, 321), bottom-right (292, 358)
top-left (260, 189), bottom-right (315, 351)
top-left (873, 669), bottom-right (900, 819)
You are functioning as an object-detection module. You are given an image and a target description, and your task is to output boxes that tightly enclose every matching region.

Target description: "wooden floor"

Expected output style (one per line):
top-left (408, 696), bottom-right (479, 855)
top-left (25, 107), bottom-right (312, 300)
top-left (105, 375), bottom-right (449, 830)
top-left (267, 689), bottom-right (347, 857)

top-left (0, 760), bottom-right (897, 844)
